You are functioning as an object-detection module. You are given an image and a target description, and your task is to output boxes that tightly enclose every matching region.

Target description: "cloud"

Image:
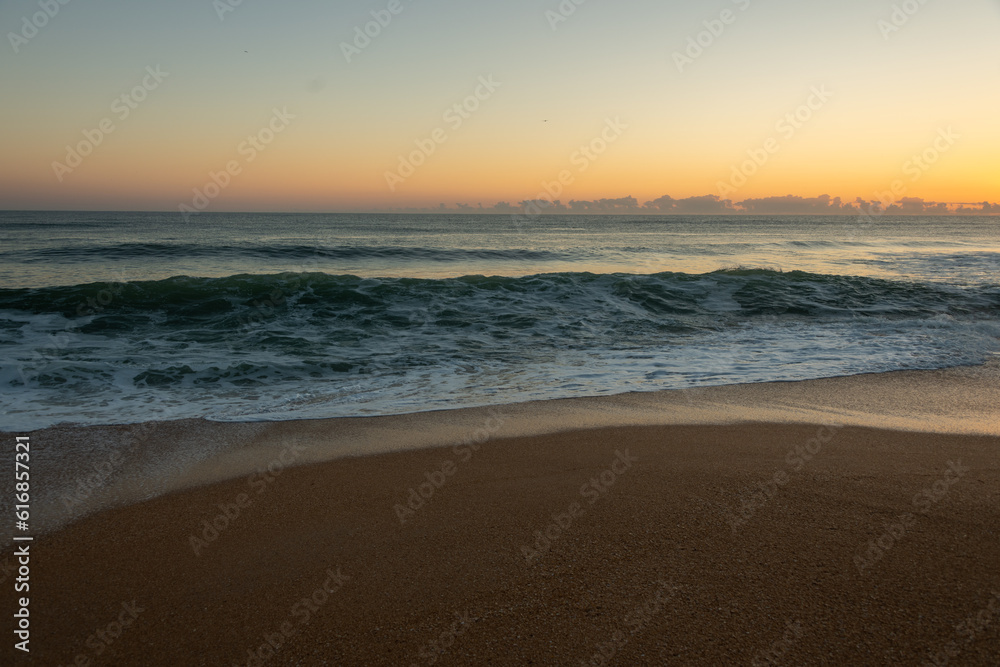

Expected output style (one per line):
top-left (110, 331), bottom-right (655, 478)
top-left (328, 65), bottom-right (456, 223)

top-left (377, 195), bottom-right (1000, 216)
top-left (735, 194), bottom-right (859, 214)
top-left (644, 194), bottom-right (736, 213)
top-left (569, 196), bottom-right (639, 212)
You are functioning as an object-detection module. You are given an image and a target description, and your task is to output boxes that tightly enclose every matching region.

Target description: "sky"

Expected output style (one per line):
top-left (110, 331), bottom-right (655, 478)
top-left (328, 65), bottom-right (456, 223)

top-left (1, 0), bottom-right (998, 213)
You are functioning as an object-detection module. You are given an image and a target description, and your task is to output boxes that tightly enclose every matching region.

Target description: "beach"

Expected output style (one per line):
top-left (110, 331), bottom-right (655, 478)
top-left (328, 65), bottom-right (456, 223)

top-left (2, 213), bottom-right (998, 665)
top-left (4, 366), bottom-right (999, 665)
top-left (5, 1), bottom-right (1000, 663)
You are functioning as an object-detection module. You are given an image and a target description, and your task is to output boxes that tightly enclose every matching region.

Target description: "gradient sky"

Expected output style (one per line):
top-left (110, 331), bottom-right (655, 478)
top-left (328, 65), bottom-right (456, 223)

top-left (1, 0), bottom-right (998, 212)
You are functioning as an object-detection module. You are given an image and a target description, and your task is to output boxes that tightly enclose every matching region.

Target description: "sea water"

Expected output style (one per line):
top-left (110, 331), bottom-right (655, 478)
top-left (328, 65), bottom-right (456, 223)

top-left (1, 211), bottom-right (997, 431)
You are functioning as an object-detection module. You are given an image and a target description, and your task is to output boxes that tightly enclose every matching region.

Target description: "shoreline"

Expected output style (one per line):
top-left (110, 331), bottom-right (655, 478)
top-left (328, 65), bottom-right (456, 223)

top-left (4, 421), bottom-right (998, 665)
top-left (1, 360), bottom-right (998, 663)
top-left (2, 360), bottom-right (999, 541)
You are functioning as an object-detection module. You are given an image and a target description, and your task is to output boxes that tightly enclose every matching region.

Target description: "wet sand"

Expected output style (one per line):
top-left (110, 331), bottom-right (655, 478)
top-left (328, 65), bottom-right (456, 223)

top-left (6, 360), bottom-right (1000, 542)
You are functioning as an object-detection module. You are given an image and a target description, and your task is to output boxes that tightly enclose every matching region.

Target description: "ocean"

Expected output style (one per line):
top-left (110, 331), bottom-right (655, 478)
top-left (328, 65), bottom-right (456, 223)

top-left (1, 211), bottom-right (998, 432)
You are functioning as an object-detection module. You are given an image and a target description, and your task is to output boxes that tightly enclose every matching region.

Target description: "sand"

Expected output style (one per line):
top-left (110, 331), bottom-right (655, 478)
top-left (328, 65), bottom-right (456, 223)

top-left (2, 364), bottom-right (999, 665)
top-left (3, 420), bottom-right (999, 665)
